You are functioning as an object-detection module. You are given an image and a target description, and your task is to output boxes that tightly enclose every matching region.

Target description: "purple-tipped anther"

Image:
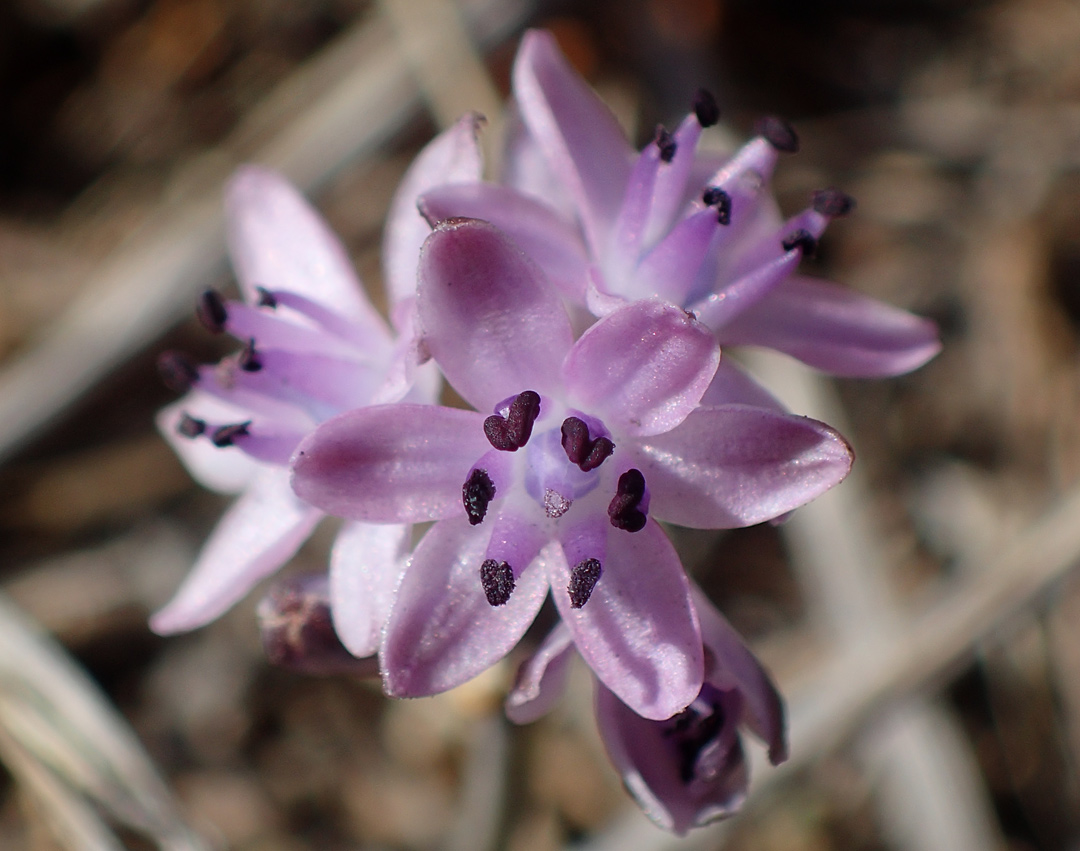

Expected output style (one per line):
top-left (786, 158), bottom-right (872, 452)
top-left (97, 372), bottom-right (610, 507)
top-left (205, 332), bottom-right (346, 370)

top-left (755, 116), bottom-right (799, 153)
top-left (462, 468), bottom-right (497, 525)
top-left (608, 468), bottom-right (647, 532)
top-left (560, 417), bottom-right (615, 472)
top-left (812, 188), bottom-right (856, 218)
top-left (568, 558), bottom-right (603, 608)
top-left (655, 126), bottom-right (678, 164)
top-left (211, 421), bottom-right (250, 448)
top-left (702, 187), bottom-right (732, 226)
top-left (693, 89), bottom-right (720, 128)
top-left (196, 289), bottom-right (228, 333)
top-left (177, 413), bottom-right (206, 438)
top-left (484, 390), bottom-right (542, 451)
top-left (238, 338), bottom-right (262, 372)
top-left (781, 229), bottom-right (817, 256)
top-left (256, 286), bottom-right (278, 308)
top-left (481, 558), bottom-right (515, 606)
top-left (158, 351), bottom-right (200, 393)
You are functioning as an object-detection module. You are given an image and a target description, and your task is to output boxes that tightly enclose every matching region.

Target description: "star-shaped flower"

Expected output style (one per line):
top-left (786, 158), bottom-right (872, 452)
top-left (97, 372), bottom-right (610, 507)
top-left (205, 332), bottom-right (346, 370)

top-left (292, 218), bottom-right (852, 719)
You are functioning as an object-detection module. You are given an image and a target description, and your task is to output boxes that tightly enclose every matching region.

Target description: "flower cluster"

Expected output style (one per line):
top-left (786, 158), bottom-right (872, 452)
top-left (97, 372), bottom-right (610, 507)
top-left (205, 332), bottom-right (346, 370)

top-left (154, 29), bottom-right (939, 833)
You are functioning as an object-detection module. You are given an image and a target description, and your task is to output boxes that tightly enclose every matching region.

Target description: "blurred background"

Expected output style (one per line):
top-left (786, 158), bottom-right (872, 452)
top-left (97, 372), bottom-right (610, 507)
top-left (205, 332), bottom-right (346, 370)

top-left (2, 0), bottom-right (1080, 848)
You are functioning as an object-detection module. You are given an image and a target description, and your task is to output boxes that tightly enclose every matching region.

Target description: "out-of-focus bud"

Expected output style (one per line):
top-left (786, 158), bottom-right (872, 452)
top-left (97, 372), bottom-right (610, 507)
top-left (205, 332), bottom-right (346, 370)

top-left (257, 575), bottom-right (379, 677)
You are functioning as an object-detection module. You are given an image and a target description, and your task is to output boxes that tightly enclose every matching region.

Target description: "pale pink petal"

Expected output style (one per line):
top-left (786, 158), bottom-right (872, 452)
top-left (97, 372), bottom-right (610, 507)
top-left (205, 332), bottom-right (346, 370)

top-left (698, 360), bottom-right (787, 413)
top-left (717, 275), bottom-right (943, 377)
top-left (419, 182), bottom-right (589, 300)
top-left (513, 29), bottom-right (633, 256)
top-left (291, 404), bottom-right (489, 523)
top-left (418, 218), bottom-right (573, 412)
top-left (383, 113), bottom-right (485, 317)
top-left (224, 166), bottom-right (390, 346)
top-left (500, 104), bottom-right (577, 221)
top-left (563, 300), bottom-right (719, 437)
top-left (625, 405), bottom-right (853, 528)
top-left (150, 467), bottom-right (322, 634)
top-left (693, 586), bottom-right (787, 764)
top-left (329, 521), bottom-right (410, 658)
top-left (157, 393), bottom-right (261, 494)
top-left (381, 516), bottom-right (550, 697)
top-left (505, 623), bottom-right (574, 724)
top-left (550, 520), bottom-right (703, 720)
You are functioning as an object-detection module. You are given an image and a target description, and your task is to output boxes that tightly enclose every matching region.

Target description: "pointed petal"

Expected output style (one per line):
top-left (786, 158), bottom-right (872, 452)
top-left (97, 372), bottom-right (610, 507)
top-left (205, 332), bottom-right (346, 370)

top-left (420, 183), bottom-right (589, 301)
top-left (551, 520), bottom-right (703, 720)
top-left (699, 361), bottom-right (787, 412)
top-left (418, 218), bottom-right (573, 411)
top-left (157, 393), bottom-right (261, 494)
top-left (563, 300), bottom-right (719, 437)
top-left (690, 250), bottom-right (801, 331)
top-left (717, 276), bottom-right (943, 377)
top-left (291, 404), bottom-right (489, 523)
top-left (505, 623), bottom-right (574, 724)
top-left (224, 166), bottom-right (390, 345)
top-left (383, 113), bottom-right (485, 316)
top-left (500, 103), bottom-right (577, 221)
top-left (381, 515), bottom-right (550, 697)
top-left (513, 29), bottom-right (633, 256)
top-left (329, 521), bottom-right (410, 658)
top-left (150, 468), bottom-right (322, 634)
top-left (693, 586), bottom-right (787, 764)
top-left (625, 405), bottom-right (854, 528)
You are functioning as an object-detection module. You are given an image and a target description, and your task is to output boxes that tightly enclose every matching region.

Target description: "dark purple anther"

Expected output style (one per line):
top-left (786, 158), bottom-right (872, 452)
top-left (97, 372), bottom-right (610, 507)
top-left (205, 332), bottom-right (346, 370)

top-left (157, 351), bottom-right (200, 393)
top-left (484, 390), bottom-right (541, 451)
top-left (481, 559), bottom-right (515, 606)
top-left (177, 414), bottom-right (206, 438)
top-left (782, 229), bottom-right (817, 256)
top-left (462, 468), bottom-right (497, 525)
top-left (702, 186), bottom-right (732, 225)
top-left (693, 88), bottom-right (720, 128)
top-left (238, 338), bottom-right (262, 372)
top-left (211, 421), bottom-right (251, 448)
top-left (196, 289), bottom-right (228, 333)
top-left (755, 116), bottom-right (799, 153)
top-left (655, 125), bottom-right (678, 163)
top-left (608, 468), bottom-right (647, 532)
top-left (568, 558), bottom-right (602, 608)
top-left (561, 417), bottom-right (615, 472)
top-left (812, 188), bottom-right (856, 217)
top-left (256, 287), bottom-right (278, 308)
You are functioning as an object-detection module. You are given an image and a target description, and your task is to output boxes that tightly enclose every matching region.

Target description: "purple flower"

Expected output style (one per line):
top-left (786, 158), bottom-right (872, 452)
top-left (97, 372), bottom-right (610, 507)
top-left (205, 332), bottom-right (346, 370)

top-left (291, 217), bottom-right (852, 719)
top-left (152, 115), bottom-right (483, 639)
top-left (506, 585), bottom-right (786, 834)
top-left (418, 29), bottom-right (941, 380)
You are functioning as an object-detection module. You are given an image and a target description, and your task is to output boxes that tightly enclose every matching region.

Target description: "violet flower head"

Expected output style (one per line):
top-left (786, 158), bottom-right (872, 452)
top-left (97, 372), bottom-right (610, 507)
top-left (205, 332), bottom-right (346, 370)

top-left (419, 29), bottom-right (941, 380)
top-left (507, 586), bottom-right (786, 834)
top-left (153, 115), bottom-right (482, 640)
top-left (292, 217), bottom-right (853, 720)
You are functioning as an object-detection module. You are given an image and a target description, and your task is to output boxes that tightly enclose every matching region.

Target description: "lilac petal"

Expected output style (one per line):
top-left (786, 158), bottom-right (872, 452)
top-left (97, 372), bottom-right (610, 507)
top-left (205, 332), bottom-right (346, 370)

top-left (550, 519), bottom-right (703, 720)
top-left (513, 29), bottom-right (633, 256)
top-left (157, 394), bottom-right (260, 494)
top-left (717, 275), bottom-right (943, 377)
top-left (634, 207), bottom-right (722, 305)
top-left (689, 249), bottom-right (801, 331)
top-left (693, 585), bottom-right (787, 764)
top-left (291, 404), bottom-right (490, 523)
top-left (224, 166), bottom-right (390, 346)
top-left (505, 622), bottom-right (574, 725)
top-left (418, 218), bottom-right (573, 412)
top-left (383, 113), bottom-right (484, 319)
top-left (255, 348), bottom-right (385, 416)
top-left (419, 183), bottom-right (589, 300)
top-left (625, 405), bottom-right (853, 528)
top-left (644, 113), bottom-right (703, 248)
top-left (223, 302), bottom-right (360, 360)
top-left (595, 684), bottom-right (749, 834)
top-left (500, 103), bottom-right (577, 221)
top-left (150, 467), bottom-right (322, 634)
top-left (329, 521), bottom-right (410, 658)
top-left (698, 361), bottom-right (787, 413)
top-left (381, 515), bottom-right (550, 697)
top-left (563, 300), bottom-right (719, 437)
top-left (611, 141), bottom-right (663, 265)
